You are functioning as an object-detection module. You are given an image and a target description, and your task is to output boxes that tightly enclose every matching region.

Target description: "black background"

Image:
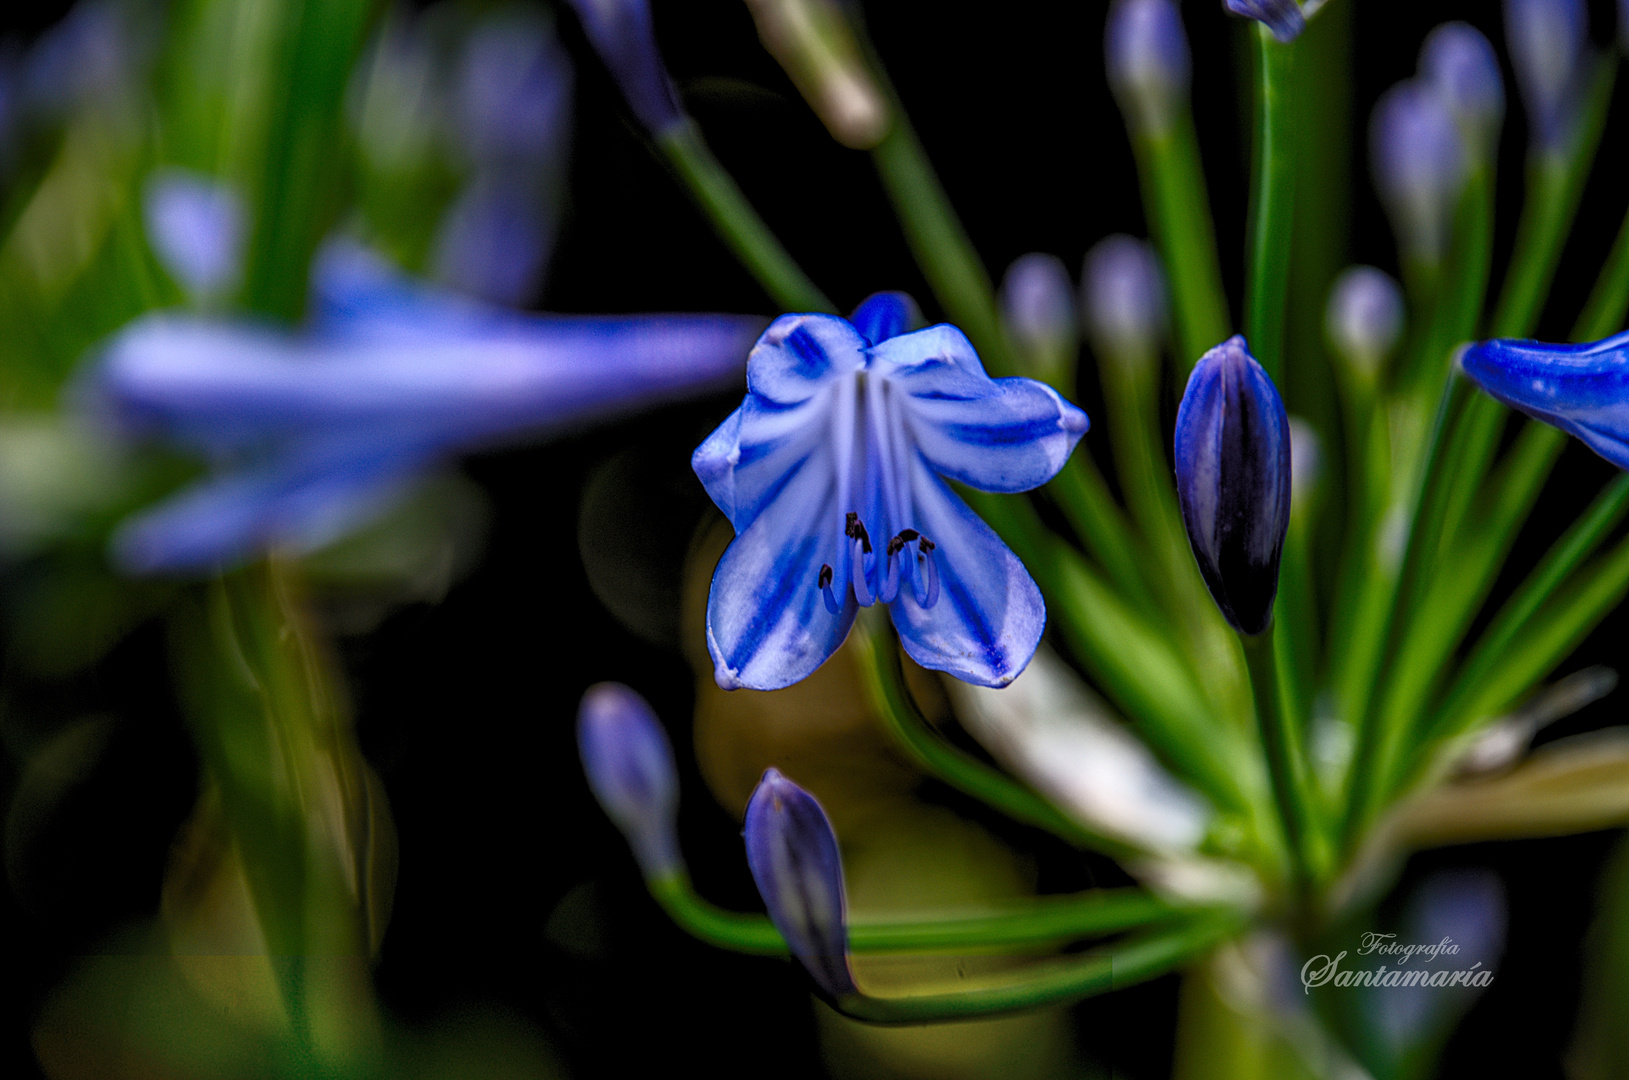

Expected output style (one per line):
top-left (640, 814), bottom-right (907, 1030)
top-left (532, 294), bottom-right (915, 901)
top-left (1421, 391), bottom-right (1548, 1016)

top-left (5, 1), bottom-right (1629, 1077)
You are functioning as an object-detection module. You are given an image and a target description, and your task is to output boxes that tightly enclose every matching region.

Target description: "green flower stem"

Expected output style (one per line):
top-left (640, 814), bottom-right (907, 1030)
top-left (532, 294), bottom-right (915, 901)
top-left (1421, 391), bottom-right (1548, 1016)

top-left (1410, 473), bottom-right (1629, 772)
top-left (1047, 453), bottom-right (1164, 619)
top-left (834, 911), bottom-right (1246, 1024)
top-left (1339, 372), bottom-right (1470, 847)
top-left (1135, 118), bottom-right (1232, 369)
top-left (646, 872), bottom-right (1180, 956)
top-left (1275, 509), bottom-right (1320, 756)
top-left (241, 0), bottom-right (377, 321)
top-left (1241, 630), bottom-right (1317, 890)
top-left (853, 608), bottom-right (1136, 858)
top-left (657, 121), bottom-right (835, 314)
top-left (1244, 27), bottom-right (1297, 384)
top-left (868, 113), bottom-right (1014, 375)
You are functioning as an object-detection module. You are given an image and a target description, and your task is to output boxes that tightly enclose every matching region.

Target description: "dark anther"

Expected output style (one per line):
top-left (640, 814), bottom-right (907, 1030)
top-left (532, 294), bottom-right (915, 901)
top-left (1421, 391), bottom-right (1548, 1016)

top-left (886, 535), bottom-right (905, 557)
top-left (844, 512), bottom-right (872, 552)
top-left (918, 535), bottom-right (936, 553)
top-left (818, 564), bottom-right (834, 589)
top-left (897, 529), bottom-right (919, 542)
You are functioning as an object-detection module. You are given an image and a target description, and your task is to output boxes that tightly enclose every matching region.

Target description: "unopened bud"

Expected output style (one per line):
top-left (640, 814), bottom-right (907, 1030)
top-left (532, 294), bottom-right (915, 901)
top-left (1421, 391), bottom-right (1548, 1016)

top-left (1325, 265), bottom-right (1404, 378)
top-left (143, 169), bottom-right (245, 305)
top-left (1174, 336), bottom-right (1291, 636)
top-left (1419, 22), bottom-right (1505, 160)
top-left (1082, 234), bottom-right (1166, 362)
top-left (1371, 79), bottom-right (1467, 264)
top-left (1001, 253), bottom-right (1077, 386)
top-left (578, 682), bottom-right (681, 878)
top-left (1223, 0), bottom-right (1306, 43)
top-left (1504, 0), bottom-right (1588, 151)
top-left (564, 0), bottom-right (684, 135)
top-left (743, 768), bottom-right (856, 999)
top-left (1105, 0), bottom-right (1191, 137)
top-left (742, 0), bottom-right (889, 149)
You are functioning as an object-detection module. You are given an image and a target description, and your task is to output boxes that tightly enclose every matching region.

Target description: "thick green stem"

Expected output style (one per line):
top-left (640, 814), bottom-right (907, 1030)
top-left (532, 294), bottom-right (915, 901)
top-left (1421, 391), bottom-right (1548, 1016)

top-left (658, 121), bottom-right (835, 314)
top-left (646, 872), bottom-right (1179, 956)
top-left (1244, 27), bottom-right (1296, 383)
top-left (1136, 118), bottom-right (1232, 368)
top-left (834, 912), bottom-right (1245, 1024)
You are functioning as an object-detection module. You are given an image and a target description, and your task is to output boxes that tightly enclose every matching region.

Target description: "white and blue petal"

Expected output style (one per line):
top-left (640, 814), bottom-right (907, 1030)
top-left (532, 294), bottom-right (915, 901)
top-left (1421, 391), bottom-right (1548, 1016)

top-left (873, 324), bottom-right (1088, 493)
top-left (704, 435), bottom-right (855, 691)
top-left (744, 313), bottom-right (866, 407)
top-left (888, 455), bottom-right (1045, 687)
top-left (1459, 331), bottom-right (1629, 470)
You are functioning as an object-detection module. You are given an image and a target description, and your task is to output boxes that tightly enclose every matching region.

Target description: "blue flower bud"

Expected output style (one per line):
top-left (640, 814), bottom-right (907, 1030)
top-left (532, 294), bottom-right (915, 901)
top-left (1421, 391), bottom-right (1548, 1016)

top-left (142, 168), bottom-right (245, 305)
top-left (743, 768), bottom-right (856, 1000)
top-left (1105, 0), bottom-right (1191, 136)
top-left (1082, 234), bottom-right (1166, 359)
top-left (1419, 22), bottom-right (1505, 158)
top-left (1504, 0), bottom-right (1588, 150)
top-left (1458, 330), bottom-right (1629, 469)
top-left (1371, 79), bottom-right (1467, 263)
top-left (1174, 336), bottom-right (1291, 636)
top-left (1223, 0), bottom-right (1306, 44)
top-left (577, 682), bottom-right (682, 878)
top-left (1001, 253), bottom-right (1077, 361)
top-left (452, 8), bottom-right (574, 169)
top-left (563, 0), bottom-right (684, 135)
top-left (1325, 265), bottom-right (1404, 376)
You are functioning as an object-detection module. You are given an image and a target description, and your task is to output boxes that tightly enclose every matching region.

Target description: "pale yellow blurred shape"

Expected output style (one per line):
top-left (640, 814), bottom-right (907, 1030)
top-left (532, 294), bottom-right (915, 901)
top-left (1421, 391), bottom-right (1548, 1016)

top-left (683, 518), bottom-right (940, 828)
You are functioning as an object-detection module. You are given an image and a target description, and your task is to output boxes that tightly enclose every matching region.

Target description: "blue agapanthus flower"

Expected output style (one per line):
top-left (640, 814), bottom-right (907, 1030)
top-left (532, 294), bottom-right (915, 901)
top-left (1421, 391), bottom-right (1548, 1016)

top-left (1459, 331), bottom-right (1629, 469)
top-left (89, 240), bottom-right (765, 573)
top-left (691, 293), bottom-right (1088, 691)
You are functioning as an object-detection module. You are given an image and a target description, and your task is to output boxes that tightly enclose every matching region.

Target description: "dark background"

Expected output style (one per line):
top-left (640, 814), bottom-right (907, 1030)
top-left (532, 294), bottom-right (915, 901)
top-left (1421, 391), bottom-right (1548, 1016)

top-left (4, 1), bottom-right (1629, 1077)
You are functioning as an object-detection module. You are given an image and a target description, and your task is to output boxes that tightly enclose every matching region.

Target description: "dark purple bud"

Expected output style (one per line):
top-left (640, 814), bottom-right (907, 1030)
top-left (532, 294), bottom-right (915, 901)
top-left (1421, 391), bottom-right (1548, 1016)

top-left (1223, 0), bottom-right (1306, 43)
top-left (1174, 336), bottom-right (1292, 636)
top-left (744, 768), bottom-right (856, 1000)
top-left (578, 682), bottom-right (681, 877)
top-left (564, 0), bottom-right (684, 135)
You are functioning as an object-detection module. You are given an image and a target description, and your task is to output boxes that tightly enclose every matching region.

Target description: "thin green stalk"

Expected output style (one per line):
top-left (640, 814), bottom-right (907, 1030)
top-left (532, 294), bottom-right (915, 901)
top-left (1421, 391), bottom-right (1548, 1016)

top-left (868, 114), bottom-right (1013, 374)
top-left (1136, 118), bottom-right (1232, 368)
top-left (1417, 473), bottom-right (1629, 764)
top-left (1244, 26), bottom-right (1296, 383)
top-left (646, 872), bottom-right (1179, 956)
top-left (657, 121), bottom-right (835, 314)
top-left (1242, 630), bottom-right (1315, 889)
top-left (835, 912), bottom-right (1246, 1024)
top-left (853, 609), bottom-right (1136, 857)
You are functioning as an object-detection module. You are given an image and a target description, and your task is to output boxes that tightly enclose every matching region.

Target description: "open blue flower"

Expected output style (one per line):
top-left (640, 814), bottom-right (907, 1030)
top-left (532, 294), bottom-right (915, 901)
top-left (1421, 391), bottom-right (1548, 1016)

top-left (89, 240), bottom-right (765, 573)
top-left (1459, 330), bottom-right (1629, 469)
top-left (691, 294), bottom-right (1089, 691)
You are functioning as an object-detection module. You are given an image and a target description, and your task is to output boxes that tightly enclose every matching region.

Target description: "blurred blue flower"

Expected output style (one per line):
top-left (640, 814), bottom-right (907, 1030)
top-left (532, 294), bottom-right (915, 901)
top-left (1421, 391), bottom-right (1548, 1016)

top-left (563, 0), bottom-right (684, 135)
top-left (1504, 0), bottom-right (1588, 150)
top-left (1105, 0), bottom-right (1191, 136)
top-left (1174, 335), bottom-right (1291, 636)
top-left (1082, 234), bottom-right (1166, 358)
top-left (1325, 265), bottom-right (1404, 376)
top-left (1000, 252), bottom-right (1077, 373)
top-left (89, 240), bottom-right (765, 574)
top-left (744, 768), bottom-right (856, 1000)
top-left (143, 169), bottom-right (246, 305)
top-left (1419, 22), bottom-right (1505, 158)
top-left (578, 682), bottom-right (681, 879)
top-left (692, 295), bottom-right (1089, 691)
top-left (1371, 79), bottom-right (1467, 263)
top-left (1459, 330), bottom-right (1629, 469)
top-left (1223, 0), bottom-right (1305, 43)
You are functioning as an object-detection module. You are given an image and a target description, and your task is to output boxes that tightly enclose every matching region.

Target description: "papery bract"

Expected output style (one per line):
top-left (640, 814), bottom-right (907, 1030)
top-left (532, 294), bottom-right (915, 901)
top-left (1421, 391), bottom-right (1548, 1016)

top-left (1174, 335), bottom-right (1291, 636)
top-left (743, 768), bottom-right (856, 1000)
top-left (89, 241), bottom-right (764, 573)
top-left (1458, 331), bottom-right (1629, 469)
top-left (692, 296), bottom-right (1088, 691)
top-left (578, 682), bottom-right (682, 878)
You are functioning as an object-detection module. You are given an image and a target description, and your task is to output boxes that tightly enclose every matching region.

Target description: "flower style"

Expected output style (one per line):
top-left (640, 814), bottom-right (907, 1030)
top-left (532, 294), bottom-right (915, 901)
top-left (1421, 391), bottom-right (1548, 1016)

top-left (89, 239), bottom-right (765, 573)
top-left (692, 294), bottom-right (1089, 691)
top-left (1458, 330), bottom-right (1629, 469)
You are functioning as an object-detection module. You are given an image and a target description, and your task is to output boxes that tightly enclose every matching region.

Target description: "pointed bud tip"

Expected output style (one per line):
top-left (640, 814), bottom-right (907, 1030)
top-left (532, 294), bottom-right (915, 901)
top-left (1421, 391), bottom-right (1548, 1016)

top-left (1106, 0), bottom-right (1191, 134)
